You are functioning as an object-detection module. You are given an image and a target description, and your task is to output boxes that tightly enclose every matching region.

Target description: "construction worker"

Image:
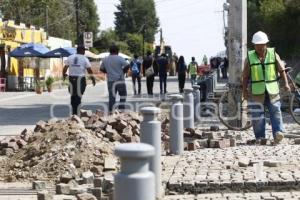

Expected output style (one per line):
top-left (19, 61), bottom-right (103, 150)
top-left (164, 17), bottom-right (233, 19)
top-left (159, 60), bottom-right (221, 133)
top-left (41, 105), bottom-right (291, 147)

top-left (188, 57), bottom-right (198, 86)
top-left (242, 31), bottom-right (290, 144)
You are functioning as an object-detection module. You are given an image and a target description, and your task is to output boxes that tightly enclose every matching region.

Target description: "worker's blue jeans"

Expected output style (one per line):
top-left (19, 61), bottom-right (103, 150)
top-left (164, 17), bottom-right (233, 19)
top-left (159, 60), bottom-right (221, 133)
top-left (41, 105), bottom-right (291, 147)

top-left (107, 81), bottom-right (127, 112)
top-left (250, 94), bottom-right (284, 139)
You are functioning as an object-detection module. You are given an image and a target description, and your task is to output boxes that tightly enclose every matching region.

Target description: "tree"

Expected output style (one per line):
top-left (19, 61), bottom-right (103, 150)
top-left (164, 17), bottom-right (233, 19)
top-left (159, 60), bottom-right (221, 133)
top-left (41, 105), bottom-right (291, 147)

top-left (247, 0), bottom-right (300, 58)
top-left (125, 33), bottom-right (143, 56)
top-left (0, 0), bottom-right (100, 44)
top-left (114, 0), bottom-right (159, 43)
top-left (94, 29), bottom-right (130, 55)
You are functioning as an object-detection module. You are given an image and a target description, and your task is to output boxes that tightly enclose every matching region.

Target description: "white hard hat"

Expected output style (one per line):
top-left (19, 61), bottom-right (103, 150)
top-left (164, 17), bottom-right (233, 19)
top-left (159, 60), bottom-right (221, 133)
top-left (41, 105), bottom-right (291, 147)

top-left (252, 31), bottom-right (269, 44)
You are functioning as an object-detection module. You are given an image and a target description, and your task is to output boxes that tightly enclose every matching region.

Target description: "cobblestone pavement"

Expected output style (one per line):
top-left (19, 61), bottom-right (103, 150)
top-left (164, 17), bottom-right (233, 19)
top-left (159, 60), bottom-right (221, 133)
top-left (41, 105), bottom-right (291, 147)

top-left (164, 191), bottom-right (300, 200)
top-left (162, 113), bottom-right (300, 196)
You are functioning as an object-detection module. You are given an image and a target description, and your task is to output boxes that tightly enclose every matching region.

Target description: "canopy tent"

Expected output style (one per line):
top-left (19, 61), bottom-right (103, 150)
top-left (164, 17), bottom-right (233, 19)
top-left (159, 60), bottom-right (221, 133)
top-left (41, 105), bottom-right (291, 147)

top-left (85, 50), bottom-right (101, 59)
top-left (9, 43), bottom-right (50, 58)
top-left (43, 47), bottom-right (76, 58)
top-left (99, 52), bottom-right (131, 59)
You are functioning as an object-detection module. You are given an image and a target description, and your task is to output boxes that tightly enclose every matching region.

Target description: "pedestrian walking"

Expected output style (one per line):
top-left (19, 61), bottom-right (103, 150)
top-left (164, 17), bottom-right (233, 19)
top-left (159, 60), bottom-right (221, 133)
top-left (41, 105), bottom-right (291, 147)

top-left (142, 51), bottom-right (155, 95)
top-left (176, 56), bottom-right (187, 93)
top-left (188, 57), bottom-right (198, 86)
top-left (100, 44), bottom-right (130, 112)
top-left (156, 53), bottom-right (169, 94)
top-left (130, 54), bottom-right (142, 95)
top-left (63, 45), bottom-right (96, 116)
top-left (242, 31), bottom-right (290, 143)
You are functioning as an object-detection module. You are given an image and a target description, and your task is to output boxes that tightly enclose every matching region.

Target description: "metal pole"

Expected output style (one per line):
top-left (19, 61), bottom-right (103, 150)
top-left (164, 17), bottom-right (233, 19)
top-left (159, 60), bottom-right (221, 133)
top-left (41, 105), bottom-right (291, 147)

top-left (75, 0), bottom-right (80, 45)
top-left (192, 85), bottom-right (201, 122)
top-left (183, 88), bottom-right (194, 129)
top-left (168, 94), bottom-right (184, 155)
top-left (114, 143), bottom-right (155, 200)
top-left (227, 0), bottom-right (247, 126)
top-left (140, 107), bottom-right (162, 199)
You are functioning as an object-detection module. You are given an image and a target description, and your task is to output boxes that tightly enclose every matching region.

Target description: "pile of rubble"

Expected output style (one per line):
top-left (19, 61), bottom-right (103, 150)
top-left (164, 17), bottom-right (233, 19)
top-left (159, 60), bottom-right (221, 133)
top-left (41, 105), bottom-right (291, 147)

top-left (0, 110), bottom-right (148, 182)
top-left (0, 109), bottom-right (246, 184)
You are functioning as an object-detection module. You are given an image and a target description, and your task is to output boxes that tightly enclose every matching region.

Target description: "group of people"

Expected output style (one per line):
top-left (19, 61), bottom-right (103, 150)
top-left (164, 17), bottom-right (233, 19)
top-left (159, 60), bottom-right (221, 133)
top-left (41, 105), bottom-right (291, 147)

top-left (63, 30), bottom-right (290, 144)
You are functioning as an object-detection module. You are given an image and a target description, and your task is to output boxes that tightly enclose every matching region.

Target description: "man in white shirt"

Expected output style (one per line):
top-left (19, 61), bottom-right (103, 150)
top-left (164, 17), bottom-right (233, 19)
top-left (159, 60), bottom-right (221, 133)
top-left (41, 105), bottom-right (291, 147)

top-left (100, 44), bottom-right (130, 112)
top-left (63, 45), bottom-right (96, 115)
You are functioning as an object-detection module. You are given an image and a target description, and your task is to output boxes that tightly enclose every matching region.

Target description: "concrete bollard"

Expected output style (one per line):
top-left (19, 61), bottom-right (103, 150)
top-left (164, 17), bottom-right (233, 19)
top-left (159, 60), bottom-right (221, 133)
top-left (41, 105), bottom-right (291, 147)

top-left (183, 88), bottom-right (194, 129)
top-left (168, 94), bottom-right (184, 155)
top-left (114, 143), bottom-right (155, 200)
top-left (192, 85), bottom-right (201, 122)
top-left (140, 107), bottom-right (162, 198)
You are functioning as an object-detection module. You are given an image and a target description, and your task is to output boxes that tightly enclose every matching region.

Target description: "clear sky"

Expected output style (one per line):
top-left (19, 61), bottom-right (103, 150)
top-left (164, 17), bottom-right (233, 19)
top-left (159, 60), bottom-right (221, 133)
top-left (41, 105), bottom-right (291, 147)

top-left (95, 0), bottom-right (226, 62)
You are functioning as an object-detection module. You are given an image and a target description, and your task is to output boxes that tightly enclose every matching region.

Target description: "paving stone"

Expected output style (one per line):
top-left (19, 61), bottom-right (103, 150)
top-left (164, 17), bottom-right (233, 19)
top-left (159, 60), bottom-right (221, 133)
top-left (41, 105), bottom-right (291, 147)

top-left (37, 190), bottom-right (53, 200)
top-left (32, 181), bottom-right (46, 190)
top-left (56, 183), bottom-right (71, 195)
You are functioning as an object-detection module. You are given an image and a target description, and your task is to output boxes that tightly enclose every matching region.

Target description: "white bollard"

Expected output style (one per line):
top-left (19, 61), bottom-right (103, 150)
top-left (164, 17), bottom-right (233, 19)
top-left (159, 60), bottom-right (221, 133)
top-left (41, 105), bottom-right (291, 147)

top-left (192, 85), bottom-right (201, 122)
top-left (168, 94), bottom-right (184, 155)
top-left (140, 107), bottom-right (162, 198)
top-left (183, 88), bottom-right (194, 129)
top-left (114, 143), bottom-right (155, 200)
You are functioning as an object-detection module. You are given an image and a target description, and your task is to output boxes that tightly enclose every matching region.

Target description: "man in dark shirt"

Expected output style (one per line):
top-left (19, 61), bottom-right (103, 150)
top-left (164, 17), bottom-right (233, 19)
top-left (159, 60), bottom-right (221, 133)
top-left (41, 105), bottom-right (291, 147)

top-left (156, 53), bottom-right (169, 94)
top-left (142, 51), bottom-right (155, 95)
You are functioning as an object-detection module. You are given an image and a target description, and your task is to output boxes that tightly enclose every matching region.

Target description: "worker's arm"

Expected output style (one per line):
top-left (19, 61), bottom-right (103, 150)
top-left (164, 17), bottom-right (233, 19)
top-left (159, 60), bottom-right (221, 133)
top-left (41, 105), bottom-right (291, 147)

top-left (276, 53), bottom-right (290, 92)
top-left (242, 58), bottom-right (250, 100)
top-left (62, 65), bottom-right (69, 80)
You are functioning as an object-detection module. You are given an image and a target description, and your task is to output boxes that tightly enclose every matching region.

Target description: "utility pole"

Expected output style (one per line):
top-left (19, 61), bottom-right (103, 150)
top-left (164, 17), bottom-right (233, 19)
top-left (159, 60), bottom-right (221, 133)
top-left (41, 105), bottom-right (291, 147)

top-left (227, 0), bottom-right (247, 84)
top-left (227, 0), bottom-right (247, 127)
top-left (75, 0), bottom-right (81, 45)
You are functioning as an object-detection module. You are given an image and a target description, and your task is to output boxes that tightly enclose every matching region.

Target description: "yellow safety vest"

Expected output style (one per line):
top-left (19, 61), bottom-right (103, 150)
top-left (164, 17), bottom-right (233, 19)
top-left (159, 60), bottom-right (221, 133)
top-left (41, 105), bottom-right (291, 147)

top-left (248, 48), bottom-right (279, 95)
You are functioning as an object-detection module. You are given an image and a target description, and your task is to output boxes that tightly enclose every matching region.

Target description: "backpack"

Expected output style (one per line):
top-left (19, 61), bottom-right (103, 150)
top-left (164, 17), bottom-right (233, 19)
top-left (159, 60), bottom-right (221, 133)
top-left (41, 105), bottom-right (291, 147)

top-left (131, 61), bottom-right (139, 76)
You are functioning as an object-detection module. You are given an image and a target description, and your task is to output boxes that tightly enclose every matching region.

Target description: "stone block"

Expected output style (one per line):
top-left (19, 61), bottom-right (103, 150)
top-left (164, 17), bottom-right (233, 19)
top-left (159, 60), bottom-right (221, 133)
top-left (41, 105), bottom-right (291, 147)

top-left (56, 183), bottom-right (71, 195)
top-left (70, 186), bottom-right (88, 195)
top-left (94, 177), bottom-right (102, 188)
top-left (116, 120), bottom-right (127, 132)
top-left (32, 181), bottom-right (46, 190)
top-left (230, 138), bottom-right (236, 147)
top-left (91, 188), bottom-right (102, 200)
top-left (1, 148), bottom-right (14, 156)
top-left (76, 192), bottom-right (97, 200)
top-left (34, 120), bottom-right (47, 132)
top-left (129, 120), bottom-right (138, 129)
top-left (90, 165), bottom-right (104, 175)
top-left (60, 172), bottom-right (74, 183)
top-left (82, 171), bottom-right (94, 184)
top-left (16, 139), bottom-right (27, 148)
top-left (104, 157), bottom-right (117, 171)
top-left (37, 190), bottom-right (53, 200)
top-left (294, 138), bottom-right (300, 144)
top-left (210, 125), bottom-right (219, 131)
top-left (264, 161), bottom-right (282, 167)
top-left (70, 115), bottom-right (85, 128)
top-left (95, 109), bottom-right (105, 117)
top-left (80, 109), bottom-right (93, 118)
top-left (107, 118), bottom-right (118, 127)
top-left (238, 158), bottom-right (250, 167)
top-left (8, 142), bottom-right (19, 151)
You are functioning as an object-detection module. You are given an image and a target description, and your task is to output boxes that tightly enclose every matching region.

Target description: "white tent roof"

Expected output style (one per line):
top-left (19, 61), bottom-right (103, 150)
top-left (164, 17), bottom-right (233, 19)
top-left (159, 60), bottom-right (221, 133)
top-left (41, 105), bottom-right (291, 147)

top-left (99, 52), bottom-right (131, 59)
top-left (85, 50), bottom-right (101, 59)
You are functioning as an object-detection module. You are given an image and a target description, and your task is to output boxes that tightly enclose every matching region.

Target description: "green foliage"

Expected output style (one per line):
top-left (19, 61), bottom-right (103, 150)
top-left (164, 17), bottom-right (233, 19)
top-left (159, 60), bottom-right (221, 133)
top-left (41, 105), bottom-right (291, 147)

top-left (45, 76), bottom-right (54, 87)
top-left (247, 0), bottom-right (300, 58)
top-left (0, 0), bottom-right (100, 44)
top-left (125, 33), bottom-right (143, 56)
top-left (114, 0), bottom-right (159, 43)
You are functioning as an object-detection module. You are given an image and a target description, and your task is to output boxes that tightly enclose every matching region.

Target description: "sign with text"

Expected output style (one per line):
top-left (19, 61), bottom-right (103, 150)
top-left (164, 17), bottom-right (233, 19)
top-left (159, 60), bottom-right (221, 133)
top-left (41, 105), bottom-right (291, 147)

top-left (84, 32), bottom-right (93, 48)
